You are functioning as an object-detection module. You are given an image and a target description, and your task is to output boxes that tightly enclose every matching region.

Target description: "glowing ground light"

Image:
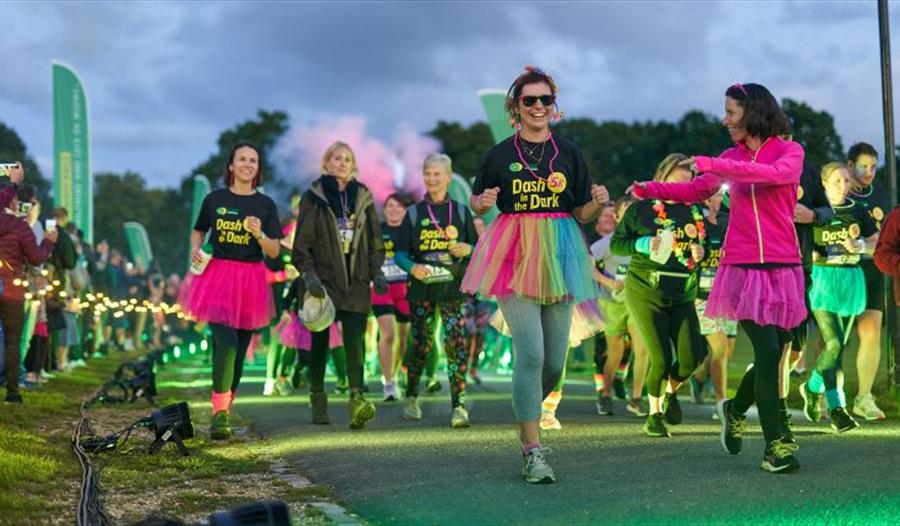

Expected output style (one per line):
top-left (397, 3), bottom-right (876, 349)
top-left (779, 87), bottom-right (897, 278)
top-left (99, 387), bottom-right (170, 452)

top-left (173, 346), bottom-right (182, 359)
top-left (189, 343), bottom-right (197, 355)
top-left (200, 340), bottom-right (209, 351)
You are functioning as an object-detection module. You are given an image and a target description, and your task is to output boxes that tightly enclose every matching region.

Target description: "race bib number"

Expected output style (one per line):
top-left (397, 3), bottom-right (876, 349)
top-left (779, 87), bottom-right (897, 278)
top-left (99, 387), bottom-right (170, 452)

top-left (699, 269), bottom-right (715, 291)
top-left (382, 260), bottom-right (408, 283)
top-left (421, 265), bottom-right (454, 284)
top-left (338, 217), bottom-right (355, 255)
top-left (825, 254), bottom-right (860, 266)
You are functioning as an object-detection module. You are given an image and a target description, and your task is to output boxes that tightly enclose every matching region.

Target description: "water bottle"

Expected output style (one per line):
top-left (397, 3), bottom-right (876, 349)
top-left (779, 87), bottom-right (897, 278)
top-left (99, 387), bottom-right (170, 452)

top-left (190, 244), bottom-right (213, 275)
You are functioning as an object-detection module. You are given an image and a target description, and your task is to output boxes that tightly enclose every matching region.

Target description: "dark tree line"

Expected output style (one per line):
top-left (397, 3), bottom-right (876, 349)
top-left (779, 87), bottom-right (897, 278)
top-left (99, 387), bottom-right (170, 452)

top-left (0, 97), bottom-right (863, 274)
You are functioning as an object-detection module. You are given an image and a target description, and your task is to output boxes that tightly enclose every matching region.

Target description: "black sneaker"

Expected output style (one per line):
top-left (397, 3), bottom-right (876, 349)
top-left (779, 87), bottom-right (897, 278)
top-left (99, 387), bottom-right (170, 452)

top-left (612, 378), bottom-right (627, 401)
top-left (596, 396), bottom-right (613, 416)
top-left (426, 378), bottom-right (442, 393)
top-left (830, 407), bottom-right (859, 433)
top-left (663, 392), bottom-right (682, 425)
top-left (799, 382), bottom-right (821, 422)
top-left (642, 413), bottom-right (671, 437)
top-left (717, 399), bottom-right (745, 455)
top-left (761, 438), bottom-right (801, 473)
top-left (4, 392), bottom-right (23, 404)
top-left (210, 410), bottom-right (233, 440)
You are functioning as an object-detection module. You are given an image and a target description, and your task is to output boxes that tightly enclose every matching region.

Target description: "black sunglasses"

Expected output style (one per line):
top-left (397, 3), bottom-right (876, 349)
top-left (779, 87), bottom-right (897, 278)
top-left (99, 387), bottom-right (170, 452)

top-left (520, 94), bottom-right (556, 107)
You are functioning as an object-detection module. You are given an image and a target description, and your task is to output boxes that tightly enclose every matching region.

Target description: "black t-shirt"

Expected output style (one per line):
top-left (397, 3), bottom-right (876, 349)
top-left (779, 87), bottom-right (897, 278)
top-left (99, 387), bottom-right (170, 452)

top-left (611, 199), bottom-right (706, 300)
top-left (795, 162), bottom-right (833, 268)
top-left (399, 199), bottom-right (478, 302)
top-left (850, 184), bottom-right (891, 266)
top-left (194, 188), bottom-right (282, 262)
top-left (381, 222), bottom-right (407, 284)
top-left (697, 218), bottom-right (726, 300)
top-left (812, 198), bottom-right (878, 267)
top-left (472, 134), bottom-right (592, 214)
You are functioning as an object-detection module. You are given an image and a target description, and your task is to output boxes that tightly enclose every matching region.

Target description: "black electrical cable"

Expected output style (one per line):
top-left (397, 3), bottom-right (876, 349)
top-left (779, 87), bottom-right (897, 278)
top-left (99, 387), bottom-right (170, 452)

top-left (73, 387), bottom-right (113, 526)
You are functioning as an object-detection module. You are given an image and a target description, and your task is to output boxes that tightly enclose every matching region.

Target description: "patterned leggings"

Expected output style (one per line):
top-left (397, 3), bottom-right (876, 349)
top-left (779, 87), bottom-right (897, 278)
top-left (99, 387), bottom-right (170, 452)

top-left (405, 299), bottom-right (470, 407)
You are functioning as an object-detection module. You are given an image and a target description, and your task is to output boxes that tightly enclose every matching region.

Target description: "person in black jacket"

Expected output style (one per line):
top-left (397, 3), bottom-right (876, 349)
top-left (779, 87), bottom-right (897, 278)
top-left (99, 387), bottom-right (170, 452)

top-left (293, 141), bottom-right (386, 429)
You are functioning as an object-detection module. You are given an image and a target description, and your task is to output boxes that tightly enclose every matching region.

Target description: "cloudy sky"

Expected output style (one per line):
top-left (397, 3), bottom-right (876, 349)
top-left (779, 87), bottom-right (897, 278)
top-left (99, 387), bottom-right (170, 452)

top-left (1, 1), bottom-right (897, 188)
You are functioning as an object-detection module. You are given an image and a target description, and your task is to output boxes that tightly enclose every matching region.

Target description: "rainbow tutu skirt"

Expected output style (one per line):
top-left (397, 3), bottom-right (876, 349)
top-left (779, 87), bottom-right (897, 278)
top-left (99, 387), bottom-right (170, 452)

top-left (461, 212), bottom-right (599, 304)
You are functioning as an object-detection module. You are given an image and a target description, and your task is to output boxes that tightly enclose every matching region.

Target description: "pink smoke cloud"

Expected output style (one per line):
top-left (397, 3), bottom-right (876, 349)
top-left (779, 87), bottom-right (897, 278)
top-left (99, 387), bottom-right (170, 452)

top-left (273, 115), bottom-right (442, 207)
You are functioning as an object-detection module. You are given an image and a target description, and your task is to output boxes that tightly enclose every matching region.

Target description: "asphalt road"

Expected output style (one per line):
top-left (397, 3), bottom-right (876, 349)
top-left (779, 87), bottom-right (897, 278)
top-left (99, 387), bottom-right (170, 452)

top-left (232, 366), bottom-right (900, 526)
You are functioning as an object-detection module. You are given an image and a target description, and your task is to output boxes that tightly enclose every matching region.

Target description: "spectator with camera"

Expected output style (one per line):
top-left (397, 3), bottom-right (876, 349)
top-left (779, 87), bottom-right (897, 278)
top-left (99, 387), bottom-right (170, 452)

top-left (0, 181), bottom-right (57, 403)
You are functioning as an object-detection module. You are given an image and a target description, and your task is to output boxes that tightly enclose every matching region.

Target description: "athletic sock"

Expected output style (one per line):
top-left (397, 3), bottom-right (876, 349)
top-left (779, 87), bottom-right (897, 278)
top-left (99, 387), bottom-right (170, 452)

top-left (211, 391), bottom-right (231, 414)
top-left (808, 370), bottom-right (825, 394)
top-left (615, 363), bottom-right (628, 381)
top-left (593, 374), bottom-right (605, 393)
top-left (825, 389), bottom-right (841, 411)
top-left (542, 390), bottom-right (562, 414)
top-left (522, 442), bottom-right (541, 456)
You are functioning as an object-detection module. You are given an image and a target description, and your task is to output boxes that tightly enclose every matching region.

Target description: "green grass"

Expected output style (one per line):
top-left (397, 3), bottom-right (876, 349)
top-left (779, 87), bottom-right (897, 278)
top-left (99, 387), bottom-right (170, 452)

top-left (0, 351), bottom-right (338, 526)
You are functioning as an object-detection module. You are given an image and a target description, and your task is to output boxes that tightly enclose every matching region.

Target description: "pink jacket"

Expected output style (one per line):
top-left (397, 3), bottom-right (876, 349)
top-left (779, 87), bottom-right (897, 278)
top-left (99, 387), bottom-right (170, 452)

top-left (635, 137), bottom-right (804, 265)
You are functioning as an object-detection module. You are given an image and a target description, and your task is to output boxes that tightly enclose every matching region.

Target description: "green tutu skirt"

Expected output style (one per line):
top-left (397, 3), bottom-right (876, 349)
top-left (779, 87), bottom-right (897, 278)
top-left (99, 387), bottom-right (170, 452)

top-left (809, 265), bottom-right (866, 317)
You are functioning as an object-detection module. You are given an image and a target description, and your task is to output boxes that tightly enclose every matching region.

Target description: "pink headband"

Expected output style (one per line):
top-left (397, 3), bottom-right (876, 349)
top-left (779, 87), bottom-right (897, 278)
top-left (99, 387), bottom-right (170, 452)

top-left (731, 83), bottom-right (748, 96)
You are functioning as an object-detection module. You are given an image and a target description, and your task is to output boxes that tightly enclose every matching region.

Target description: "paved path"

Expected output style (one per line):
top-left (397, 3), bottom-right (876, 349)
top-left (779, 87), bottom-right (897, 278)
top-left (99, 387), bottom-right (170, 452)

top-left (234, 368), bottom-right (900, 526)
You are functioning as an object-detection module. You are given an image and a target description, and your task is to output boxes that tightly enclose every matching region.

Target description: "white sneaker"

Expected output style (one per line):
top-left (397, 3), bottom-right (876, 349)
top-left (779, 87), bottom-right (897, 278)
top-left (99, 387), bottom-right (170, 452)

top-left (262, 378), bottom-right (276, 396)
top-left (451, 406), bottom-right (470, 428)
top-left (383, 382), bottom-right (398, 402)
top-left (522, 447), bottom-right (556, 484)
top-left (540, 410), bottom-right (562, 430)
top-left (403, 397), bottom-right (422, 420)
top-left (852, 393), bottom-right (886, 421)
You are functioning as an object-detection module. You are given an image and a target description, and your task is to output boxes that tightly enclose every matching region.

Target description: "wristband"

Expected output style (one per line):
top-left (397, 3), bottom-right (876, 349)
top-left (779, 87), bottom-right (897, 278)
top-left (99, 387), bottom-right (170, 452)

top-left (635, 236), bottom-right (652, 255)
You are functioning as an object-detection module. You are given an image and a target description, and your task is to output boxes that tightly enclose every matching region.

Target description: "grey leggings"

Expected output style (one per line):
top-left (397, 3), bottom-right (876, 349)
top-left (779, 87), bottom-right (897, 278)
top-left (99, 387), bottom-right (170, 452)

top-left (498, 296), bottom-right (572, 422)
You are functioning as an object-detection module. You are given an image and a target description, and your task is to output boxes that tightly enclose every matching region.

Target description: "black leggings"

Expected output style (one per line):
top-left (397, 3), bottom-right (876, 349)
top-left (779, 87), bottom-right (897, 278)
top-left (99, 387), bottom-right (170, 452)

top-left (309, 311), bottom-right (367, 393)
top-left (24, 335), bottom-right (49, 374)
top-left (732, 321), bottom-right (792, 443)
top-left (210, 323), bottom-right (254, 394)
top-left (1, 300), bottom-right (25, 395)
top-left (625, 286), bottom-right (705, 398)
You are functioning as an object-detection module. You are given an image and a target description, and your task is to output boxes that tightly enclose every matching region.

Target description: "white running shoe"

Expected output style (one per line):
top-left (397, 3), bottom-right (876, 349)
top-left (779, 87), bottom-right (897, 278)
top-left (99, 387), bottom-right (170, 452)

top-left (403, 397), bottom-right (422, 420)
top-left (451, 406), bottom-right (470, 428)
top-left (262, 378), bottom-right (276, 396)
top-left (852, 393), bottom-right (886, 421)
top-left (522, 447), bottom-right (556, 484)
top-left (539, 410), bottom-right (562, 430)
top-left (383, 382), bottom-right (398, 402)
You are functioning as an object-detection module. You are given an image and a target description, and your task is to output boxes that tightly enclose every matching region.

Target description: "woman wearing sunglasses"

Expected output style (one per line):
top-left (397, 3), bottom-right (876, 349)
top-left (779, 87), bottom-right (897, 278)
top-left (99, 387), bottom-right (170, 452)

top-left (463, 66), bottom-right (609, 484)
top-left (632, 83), bottom-right (806, 474)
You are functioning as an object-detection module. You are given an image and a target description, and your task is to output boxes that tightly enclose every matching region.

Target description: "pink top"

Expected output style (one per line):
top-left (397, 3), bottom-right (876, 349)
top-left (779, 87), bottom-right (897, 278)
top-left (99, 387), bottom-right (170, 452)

top-left (634, 137), bottom-right (804, 265)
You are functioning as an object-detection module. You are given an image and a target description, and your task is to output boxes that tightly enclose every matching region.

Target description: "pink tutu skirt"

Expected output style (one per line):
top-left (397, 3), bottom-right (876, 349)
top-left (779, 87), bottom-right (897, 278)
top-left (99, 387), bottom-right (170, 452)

top-left (461, 213), bottom-right (599, 304)
top-left (706, 265), bottom-right (806, 330)
top-left (274, 312), bottom-right (343, 350)
top-left (177, 272), bottom-right (194, 309)
top-left (185, 258), bottom-right (275, 330)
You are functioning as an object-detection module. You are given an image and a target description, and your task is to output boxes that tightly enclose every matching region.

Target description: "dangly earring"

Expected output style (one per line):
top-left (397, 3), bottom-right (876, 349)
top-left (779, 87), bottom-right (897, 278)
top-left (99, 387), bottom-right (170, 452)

top-left (552, 110), bottom-right (564, 124)
top-left (509, 114), bottom-right (522, 130)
